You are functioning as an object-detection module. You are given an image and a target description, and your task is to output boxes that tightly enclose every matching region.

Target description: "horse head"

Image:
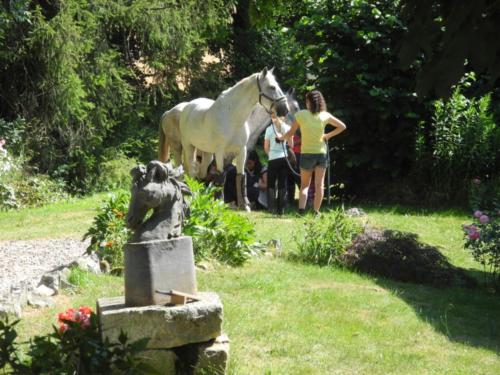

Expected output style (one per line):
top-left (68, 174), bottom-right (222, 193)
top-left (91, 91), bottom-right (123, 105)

top-left (257, 67), bottom-right (289, 117)
top-left (126, 161), bottom-right (184, 230)
top-left (285, 87), bottom-right (300, 114)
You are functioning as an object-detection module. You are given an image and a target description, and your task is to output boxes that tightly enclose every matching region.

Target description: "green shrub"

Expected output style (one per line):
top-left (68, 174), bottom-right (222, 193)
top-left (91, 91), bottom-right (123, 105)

top-left (83, 191), bottom-right (130, 274)
top-left (463, 209), bottom-right (500, 290)
top-left (94, 153), bottom-right (137, 192)
top-left (0, 148), bottom-right (68, 210)
top-left (83, 177), bottom-right (262, 269)
top-left (183, 176), bottom-right (264, 266)
top-left (0, 309), bottom-right (154, 374)
top-left (292, 210), bottom-right (362, 266)
top-left (414, 73), bottom-right (500, 204)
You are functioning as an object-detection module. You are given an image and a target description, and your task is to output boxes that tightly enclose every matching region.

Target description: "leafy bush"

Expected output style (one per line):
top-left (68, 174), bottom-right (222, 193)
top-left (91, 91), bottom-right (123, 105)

top-left (83, 191), bottom-right (130, 274)
top-left (0, 308), bottom-right (155, 374)
top-left (342, 229), bottom-right (476, 288)
top-left (292, 210), bottom-right (362, 266)
top-left (183, 176), bottom-right (264, 266)
top-left (83, 177), bottom-right (261, 269)
top-left (469, 176), bottom-right (500, 214)
top-left (94, 153), bottom-right (137, 192)
top-left (414, 74), bottom-right (500, 204)
top-left (463, 210), bottom-right (500, 290)
top-left (0, 142), bottom-right (68, 210)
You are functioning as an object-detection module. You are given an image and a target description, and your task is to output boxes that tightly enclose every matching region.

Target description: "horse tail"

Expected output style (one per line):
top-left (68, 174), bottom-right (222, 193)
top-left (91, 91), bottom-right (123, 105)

top-left (159, 111), bottom-right (170, 162)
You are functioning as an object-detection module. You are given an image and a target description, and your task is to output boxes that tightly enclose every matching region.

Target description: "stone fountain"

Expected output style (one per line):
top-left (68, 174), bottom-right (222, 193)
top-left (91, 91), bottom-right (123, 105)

top-left (97, 161), bottom-right (229, 374)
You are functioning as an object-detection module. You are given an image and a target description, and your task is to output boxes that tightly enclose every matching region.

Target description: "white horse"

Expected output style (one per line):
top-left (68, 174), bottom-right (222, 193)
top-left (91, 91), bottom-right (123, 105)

top-left (158, 88), bottom-right (298, 170)
top-left (160, 67), bottom-right (289, 210)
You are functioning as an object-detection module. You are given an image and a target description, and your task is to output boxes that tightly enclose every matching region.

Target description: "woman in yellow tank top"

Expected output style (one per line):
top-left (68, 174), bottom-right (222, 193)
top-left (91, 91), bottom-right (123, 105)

top-left (275, 90), bottom-right (346, 215)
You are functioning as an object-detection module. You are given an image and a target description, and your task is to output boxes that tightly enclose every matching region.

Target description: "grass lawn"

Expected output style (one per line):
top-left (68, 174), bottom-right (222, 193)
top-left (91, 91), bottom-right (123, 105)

top-left (4, 198), bottom-right (500, 374)
top-left (0, 193), bottom-right (110, 240)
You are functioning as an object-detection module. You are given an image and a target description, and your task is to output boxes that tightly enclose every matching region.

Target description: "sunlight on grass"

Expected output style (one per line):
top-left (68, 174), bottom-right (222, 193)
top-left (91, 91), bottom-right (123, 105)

top-left (0, 193), bottom-right (112, 240)
top-left (3, 198), bottom-right (499, 374)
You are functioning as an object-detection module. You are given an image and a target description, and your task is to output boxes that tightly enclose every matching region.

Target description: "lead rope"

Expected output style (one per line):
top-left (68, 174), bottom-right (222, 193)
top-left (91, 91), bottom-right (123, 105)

top-left (270, 118), bottom-right (301, 178)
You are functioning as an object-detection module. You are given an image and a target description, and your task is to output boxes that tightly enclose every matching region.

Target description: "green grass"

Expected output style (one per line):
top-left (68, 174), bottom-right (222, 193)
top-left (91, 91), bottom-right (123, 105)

top-left (0, 193), bottom-right (112, 240)
top-left (4, 199), bottom-right (500, 374)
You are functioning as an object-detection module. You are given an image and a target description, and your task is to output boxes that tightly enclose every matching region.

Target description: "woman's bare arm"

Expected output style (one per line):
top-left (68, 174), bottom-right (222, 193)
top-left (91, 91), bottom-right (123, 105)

top-left (322, 114), bottom-right (346, 141)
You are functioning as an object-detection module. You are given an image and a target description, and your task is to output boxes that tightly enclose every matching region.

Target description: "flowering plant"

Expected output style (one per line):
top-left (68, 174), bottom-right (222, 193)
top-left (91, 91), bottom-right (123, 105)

top-left (463, 209), bottom-right (500, 290)
top-left (58, 306), bottom-right (93, 333)
top-left (1, 306), bottom-right (153, 373)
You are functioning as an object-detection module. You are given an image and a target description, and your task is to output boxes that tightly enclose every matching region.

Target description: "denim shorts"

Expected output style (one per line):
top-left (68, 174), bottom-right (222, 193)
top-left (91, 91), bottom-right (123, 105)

top-left (300, 153), bottom-right (327, 170)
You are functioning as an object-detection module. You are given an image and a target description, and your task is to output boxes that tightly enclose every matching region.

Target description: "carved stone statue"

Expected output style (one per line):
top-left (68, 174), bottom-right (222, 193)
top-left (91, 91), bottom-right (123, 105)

top-left (126, 160), bottom-right (190, 242)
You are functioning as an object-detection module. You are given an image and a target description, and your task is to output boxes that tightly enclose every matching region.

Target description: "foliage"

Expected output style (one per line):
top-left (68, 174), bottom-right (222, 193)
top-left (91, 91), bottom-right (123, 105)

top-left (0, 308), bottom-right (155, 374)
top-left (469, 176), bottom-right (500, 213)
top-left (399, 0), bottom-right (500, 97)
top-left (0, 118), bottom-right (28, 156)
top-left (279, 0), bottom-right (430, 199)
top-left (83, 191), bottom-right (130, 274)
top-left (0, 140), bottom-right (68, 210)
top-left (94, 153), bottom-right (137, 192)
top-left (463, 210), bottom-right (500, 290)
top-left (0, 0), bottom-right (234, 192)
top-left (292, 209), bottom-right (362, 266)
top-left (183, 176), bottom-right (264, 266)
top-left (413, 74), bottom-right (500, 204)
top-left (342, 228), bottom-right (476, 288)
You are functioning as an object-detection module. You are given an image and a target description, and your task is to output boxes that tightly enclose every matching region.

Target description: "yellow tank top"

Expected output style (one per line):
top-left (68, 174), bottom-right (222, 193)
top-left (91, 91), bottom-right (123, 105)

top-left (295, 110), bottom-right (331, 154)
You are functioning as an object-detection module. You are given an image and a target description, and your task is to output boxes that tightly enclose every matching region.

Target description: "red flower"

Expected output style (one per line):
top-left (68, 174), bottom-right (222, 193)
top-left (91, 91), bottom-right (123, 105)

top-left (57, 306), bottom-right (93, 333)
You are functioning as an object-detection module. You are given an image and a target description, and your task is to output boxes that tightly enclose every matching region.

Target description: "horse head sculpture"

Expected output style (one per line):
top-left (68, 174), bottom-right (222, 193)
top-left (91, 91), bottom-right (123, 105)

top-left (126, 161), bottom-right (190, 242)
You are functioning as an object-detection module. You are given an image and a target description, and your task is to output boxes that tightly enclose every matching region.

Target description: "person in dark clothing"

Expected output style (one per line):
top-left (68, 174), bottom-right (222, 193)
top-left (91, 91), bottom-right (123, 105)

top-left (245, 150), bottom-right (262, 206)
top-left (265, 117), bottom-right (292, 215)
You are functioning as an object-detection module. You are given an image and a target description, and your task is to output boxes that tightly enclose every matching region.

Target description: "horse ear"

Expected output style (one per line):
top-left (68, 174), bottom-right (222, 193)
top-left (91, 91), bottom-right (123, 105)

top-left (146, 161), bottom-right (168, 182)
top-left (130, 165), bottom-right (146, 181)
top-left (269, 66), bottom-right (275, 74)
top-left (260, 67), bottom-right (268, 80)
top-left (287, 87), bottom-right (296, 96)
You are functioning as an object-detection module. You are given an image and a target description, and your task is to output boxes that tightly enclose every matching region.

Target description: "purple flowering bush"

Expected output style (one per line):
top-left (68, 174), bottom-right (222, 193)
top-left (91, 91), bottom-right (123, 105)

top-left (463, 209), bottom-right (500, 290)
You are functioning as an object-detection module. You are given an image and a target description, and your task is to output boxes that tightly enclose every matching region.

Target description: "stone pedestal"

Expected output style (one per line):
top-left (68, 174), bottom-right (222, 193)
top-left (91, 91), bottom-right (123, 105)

top-left (97, 292), bottom-right (229, 374)
top-left (124, 236), bottom-right (196, 306)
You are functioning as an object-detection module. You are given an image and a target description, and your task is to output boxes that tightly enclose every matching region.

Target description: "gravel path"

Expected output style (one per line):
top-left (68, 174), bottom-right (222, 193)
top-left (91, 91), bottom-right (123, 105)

top-left (0, 239), bottom-right (89, 297)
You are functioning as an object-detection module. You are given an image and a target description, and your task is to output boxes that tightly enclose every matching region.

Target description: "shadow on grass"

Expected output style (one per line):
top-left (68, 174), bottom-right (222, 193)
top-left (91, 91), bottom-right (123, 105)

top-left (374, 276), bottom-right (500, 353)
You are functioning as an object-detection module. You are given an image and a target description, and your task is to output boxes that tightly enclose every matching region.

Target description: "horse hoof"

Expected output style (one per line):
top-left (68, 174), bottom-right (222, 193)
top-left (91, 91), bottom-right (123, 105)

top-left (242, 205), bottom-right (251, 212)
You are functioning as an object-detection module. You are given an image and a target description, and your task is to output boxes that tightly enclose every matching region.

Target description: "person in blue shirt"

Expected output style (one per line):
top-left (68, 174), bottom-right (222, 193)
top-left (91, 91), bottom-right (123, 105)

top-left (264, 117), bottom-right (292, 215)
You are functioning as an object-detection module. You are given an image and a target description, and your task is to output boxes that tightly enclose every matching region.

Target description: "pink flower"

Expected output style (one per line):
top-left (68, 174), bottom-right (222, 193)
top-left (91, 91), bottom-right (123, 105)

top-left (472, 178), bottom-right (481, 185)
top-left (479, 215), bottom-right (490, 224)
top-left (473, 210), bottom-right (482, 218)
top-left (469, 231), bottom-right (480, 240)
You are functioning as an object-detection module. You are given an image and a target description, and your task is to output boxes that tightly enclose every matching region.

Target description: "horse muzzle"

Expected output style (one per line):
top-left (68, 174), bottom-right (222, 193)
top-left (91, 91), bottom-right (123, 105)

top-left (275, 100), bottom-right (289, 117)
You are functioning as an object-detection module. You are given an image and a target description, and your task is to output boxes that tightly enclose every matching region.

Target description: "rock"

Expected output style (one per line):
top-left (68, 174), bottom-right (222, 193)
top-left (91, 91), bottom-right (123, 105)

top-left (33, 284), bottom-right (56, 297)
top-left (10, 283), bottom-right (29, 307)
top-left (40, 272), bottom-right (59, 293)
top-left (0, 302), bottom-right (22, 318)
top-left (72, 254), bottom-right (101, 274)
top-left (345, 207), bottom-right (366, 217)
top-left (139, 349), bottom-right (178, 374)
top-left (97, 292), bottom-right (223, 350)
top-left (124, 237), bottom-right (197, 307)
top-left (27, 294), bottom-right (55, 308)
top-left (194, 334), bottom-right (230, 375)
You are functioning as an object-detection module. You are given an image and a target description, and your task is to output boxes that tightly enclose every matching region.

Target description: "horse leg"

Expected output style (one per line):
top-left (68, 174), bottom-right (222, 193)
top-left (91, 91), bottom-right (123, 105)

top-left (158, 123), bottom-right (170, 162)
top-left (235, 149), bottom-right (251, 212)
top-left (182, 143), bottom-right (196, 177)
top-left (198, 152), bottom-right (213, 180)
top-left (172, 145), bottom-right (182, 167)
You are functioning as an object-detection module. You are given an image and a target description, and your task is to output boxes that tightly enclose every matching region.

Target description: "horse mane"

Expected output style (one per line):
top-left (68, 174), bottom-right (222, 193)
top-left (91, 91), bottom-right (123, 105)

top-left (216, 73), bottom-right (259, 101)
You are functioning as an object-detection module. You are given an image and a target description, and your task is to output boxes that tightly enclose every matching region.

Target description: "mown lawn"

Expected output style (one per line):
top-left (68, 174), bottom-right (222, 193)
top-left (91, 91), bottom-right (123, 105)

top-left (5, 197), bottom-right (500, 374)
